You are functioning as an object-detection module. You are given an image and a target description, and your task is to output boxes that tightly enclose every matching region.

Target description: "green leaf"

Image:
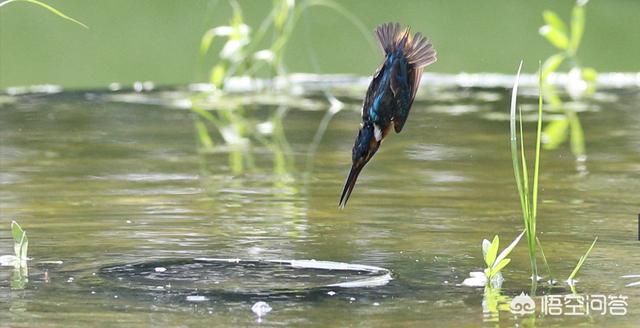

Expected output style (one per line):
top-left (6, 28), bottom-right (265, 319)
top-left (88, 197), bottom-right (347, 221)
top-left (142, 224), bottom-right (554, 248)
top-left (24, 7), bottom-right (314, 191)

top-left (20, 239), bottom-right (29, 260)
top-left (273, 0), bottom-right (292, 31)
top-left (200, 29), bottom-right (218, 56)
top-left (532, 65), bottom-right (544, 221)
top-left (568, 237), bottom-right (598, 281)
top-left (569, 114), bottom-right (586, 156)
top-left (582, 67), bottom-right (597, 82)
top-left (210, 64), bottom-right (226, 88)
top-left (543, 118), bottom-right (570, 150)
top-left (494, 231), bottom-right (525, 268)
top-left (11, 221), bottom-right (28, 260)
top-left (542, 10), bottom-right (568, 40)
top-left (509, 62), bottom-right (529, 244)
top-left (541, 53), bottom-right (565, 81)
top-left (570, 4), bottom-right (586, 52)
top-left (482, 239), bottom-right (491, 258)
top-left (582, 67), bottom-right (598, 96)
top-left (485, 235), bottom-right (499, 268)
top-left (539, 25), bottom-right (570, 50)
top-left (0, 0), bottom-right (88, 29)
top-left (11, 221), bottom-right (24, 244)
top-left (194, 119), bottom-right (214, 149)
top-left (492, 258), bottom-right (512, 275)
top-left (229, 0), bottom-right (244, 28)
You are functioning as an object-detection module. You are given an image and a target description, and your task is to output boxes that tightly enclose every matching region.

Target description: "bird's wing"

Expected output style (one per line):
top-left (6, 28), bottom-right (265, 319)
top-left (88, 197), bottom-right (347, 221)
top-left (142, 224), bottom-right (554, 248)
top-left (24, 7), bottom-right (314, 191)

top-left (391, 32), bottom-right (436, 133)
top-left (392, 66), bottom-right (421, 133)
top-left (361, 62), bottom-right (387, 121)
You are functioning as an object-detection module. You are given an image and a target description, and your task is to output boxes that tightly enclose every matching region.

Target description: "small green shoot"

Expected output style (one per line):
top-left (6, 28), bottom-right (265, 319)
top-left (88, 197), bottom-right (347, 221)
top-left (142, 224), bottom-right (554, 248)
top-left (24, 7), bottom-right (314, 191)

top-left (0, 0), bottom-right (88, 29)
top-left (482, 231), bottom-right (525, 281)
top-left (11, 220), bottom-right (28, 261)
top-left (567, 236), bottom-right (597, 285)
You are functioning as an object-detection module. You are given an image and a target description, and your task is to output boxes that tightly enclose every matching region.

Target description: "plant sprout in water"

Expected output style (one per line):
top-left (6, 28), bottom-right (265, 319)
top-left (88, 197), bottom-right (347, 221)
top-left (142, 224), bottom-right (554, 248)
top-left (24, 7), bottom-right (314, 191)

top-left (0, 221), bottom-right (30, 289)
top-left (483, 232), bottom-right (524, 284)
top-left (11, 220), bottom-right (29, 262)
top-left (462, 231), bottom-right (523, 288)
top-left (566, 236), bottom-right (598, 288)
top-left (510, 61), bottom-right (543, 288)
top-left (509, 61), bottom-right (598, 293)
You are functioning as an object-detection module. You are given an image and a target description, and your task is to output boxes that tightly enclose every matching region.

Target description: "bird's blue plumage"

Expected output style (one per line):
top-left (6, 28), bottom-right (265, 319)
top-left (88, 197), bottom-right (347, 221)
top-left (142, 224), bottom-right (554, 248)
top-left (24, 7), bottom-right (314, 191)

top-left (364, 43), bottom-right (414, 133)
top-left (339, 22), bottom-right (437, 208)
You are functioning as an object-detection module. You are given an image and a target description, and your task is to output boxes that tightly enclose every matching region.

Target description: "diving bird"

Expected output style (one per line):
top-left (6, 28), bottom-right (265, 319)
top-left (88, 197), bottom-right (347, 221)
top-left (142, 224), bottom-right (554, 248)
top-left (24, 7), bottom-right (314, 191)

top-left (339, 22), bottom-right (437, 208)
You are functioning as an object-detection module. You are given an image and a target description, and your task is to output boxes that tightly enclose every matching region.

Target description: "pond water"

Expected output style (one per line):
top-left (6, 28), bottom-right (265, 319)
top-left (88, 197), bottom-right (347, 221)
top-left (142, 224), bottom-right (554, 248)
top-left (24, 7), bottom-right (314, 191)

top-left (1, 75), bottom-right (639, 326)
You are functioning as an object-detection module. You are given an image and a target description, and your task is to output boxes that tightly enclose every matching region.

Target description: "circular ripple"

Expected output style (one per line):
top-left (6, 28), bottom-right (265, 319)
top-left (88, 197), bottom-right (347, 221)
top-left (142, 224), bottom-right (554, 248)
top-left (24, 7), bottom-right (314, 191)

top-left (99, 258), bottom-right (392, 294)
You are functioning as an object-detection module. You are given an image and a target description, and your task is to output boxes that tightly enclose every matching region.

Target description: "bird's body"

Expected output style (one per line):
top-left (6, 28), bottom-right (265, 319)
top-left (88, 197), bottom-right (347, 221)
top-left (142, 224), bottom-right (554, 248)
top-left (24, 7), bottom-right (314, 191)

top-left (339, 23), bottom-right (437, 208)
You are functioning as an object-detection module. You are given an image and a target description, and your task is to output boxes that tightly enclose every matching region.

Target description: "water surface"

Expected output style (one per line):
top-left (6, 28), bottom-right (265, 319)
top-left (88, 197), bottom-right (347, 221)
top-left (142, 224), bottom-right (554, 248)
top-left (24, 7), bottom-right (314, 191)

top-left (1, 80), bottom-right (639, 326)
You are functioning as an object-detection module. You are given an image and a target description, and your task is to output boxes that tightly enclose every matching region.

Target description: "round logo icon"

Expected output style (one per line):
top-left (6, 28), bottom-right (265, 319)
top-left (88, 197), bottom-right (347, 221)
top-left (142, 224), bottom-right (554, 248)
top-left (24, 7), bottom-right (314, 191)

top-left (510, 292), bottom-right (536, 315)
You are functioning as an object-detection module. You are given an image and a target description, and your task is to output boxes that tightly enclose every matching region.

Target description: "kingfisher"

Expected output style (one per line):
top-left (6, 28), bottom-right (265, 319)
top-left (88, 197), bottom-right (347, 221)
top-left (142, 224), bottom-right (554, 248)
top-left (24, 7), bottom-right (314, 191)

top-left (339, 22), bottom-right (437, 208)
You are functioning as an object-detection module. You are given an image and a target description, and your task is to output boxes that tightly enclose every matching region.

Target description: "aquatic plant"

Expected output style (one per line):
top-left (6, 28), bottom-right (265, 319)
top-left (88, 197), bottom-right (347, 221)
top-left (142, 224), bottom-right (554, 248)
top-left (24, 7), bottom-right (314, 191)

top-left (510, 62), bottom-right (598, 291)
top-left (198, 0), bottom-right (372, 89)
top-left (462, 231), bottom-right (523, 288)
top-left (539, 0), bottom-right (595, 159)
top-left (11, 220), bottom-right (28, 263)
top-left (566, 236), bottom-right (597, 286)
top-left (191, 0), bottom-right (368, 175)
top-left (0, 221), bottom-right (30, 289)
top-left (482, 232), bottom-right (524, 284)
top-left (0, 0), bottom-right (88, 28)
top-left (510, 61), bottom-right (542, 283)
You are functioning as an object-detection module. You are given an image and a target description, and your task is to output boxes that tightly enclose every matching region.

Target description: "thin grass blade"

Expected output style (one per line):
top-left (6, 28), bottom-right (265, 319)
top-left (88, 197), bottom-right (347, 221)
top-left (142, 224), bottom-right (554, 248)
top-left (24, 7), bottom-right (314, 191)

top-left (0, 0), bottom-right (89, 28)
top-left (510, 61), bottom-right (528, 221)
top-left (494, 230), bottom-right (524, 268)
top-left (532, 62), bottom-right (544, 221)
top-left (567, 237), bottom-right (598, 282)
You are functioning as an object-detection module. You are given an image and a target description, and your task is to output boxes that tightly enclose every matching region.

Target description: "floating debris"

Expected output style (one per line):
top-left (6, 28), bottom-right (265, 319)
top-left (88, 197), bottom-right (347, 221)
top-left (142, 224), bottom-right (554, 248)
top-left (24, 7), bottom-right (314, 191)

top-left (622, 274), bottom-right (640, 287)
top-left (251, 301), bottom-right (272, 317)
top-left (186, 295), bottom-right (209, 302)
top-left (461, 271), bottom-right (487, 287)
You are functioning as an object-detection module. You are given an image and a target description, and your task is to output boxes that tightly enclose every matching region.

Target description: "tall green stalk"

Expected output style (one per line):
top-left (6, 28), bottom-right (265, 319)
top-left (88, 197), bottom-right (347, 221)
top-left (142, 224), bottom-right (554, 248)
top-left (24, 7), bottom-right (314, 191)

top-left (509, 62), bottom-right (544, 287)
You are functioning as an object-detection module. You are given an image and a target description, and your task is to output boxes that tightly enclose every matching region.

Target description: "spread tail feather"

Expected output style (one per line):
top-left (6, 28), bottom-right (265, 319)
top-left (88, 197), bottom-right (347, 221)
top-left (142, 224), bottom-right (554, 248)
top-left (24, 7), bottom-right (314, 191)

top-left (374, 22), bottom-right (437, 68)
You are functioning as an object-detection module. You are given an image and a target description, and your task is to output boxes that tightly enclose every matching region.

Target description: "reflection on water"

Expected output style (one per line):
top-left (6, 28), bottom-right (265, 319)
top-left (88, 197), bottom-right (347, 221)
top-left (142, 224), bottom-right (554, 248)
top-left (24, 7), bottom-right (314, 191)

top-left (0, 81), bottom-right (639, 326)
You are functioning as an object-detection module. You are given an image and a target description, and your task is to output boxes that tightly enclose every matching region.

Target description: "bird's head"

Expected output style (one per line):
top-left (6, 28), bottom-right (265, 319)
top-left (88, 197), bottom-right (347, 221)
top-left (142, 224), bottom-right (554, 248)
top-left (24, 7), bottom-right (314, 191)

top-left (339, 122), bottom-right (381, 208)
top-left (352, 121), bottom-right (381, 166)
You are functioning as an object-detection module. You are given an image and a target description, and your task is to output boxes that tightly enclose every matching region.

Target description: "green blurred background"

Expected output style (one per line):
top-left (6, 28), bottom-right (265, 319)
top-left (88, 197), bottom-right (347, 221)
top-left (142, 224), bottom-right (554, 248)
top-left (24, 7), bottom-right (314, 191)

top-left (0, 0), bottom-right (638, 89)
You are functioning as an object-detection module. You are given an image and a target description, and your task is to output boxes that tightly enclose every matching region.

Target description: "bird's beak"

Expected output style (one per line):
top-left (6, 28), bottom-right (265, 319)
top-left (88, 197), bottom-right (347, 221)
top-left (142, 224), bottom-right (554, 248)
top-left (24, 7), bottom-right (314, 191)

top-left (338, 161), bottom-right (364, 209)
